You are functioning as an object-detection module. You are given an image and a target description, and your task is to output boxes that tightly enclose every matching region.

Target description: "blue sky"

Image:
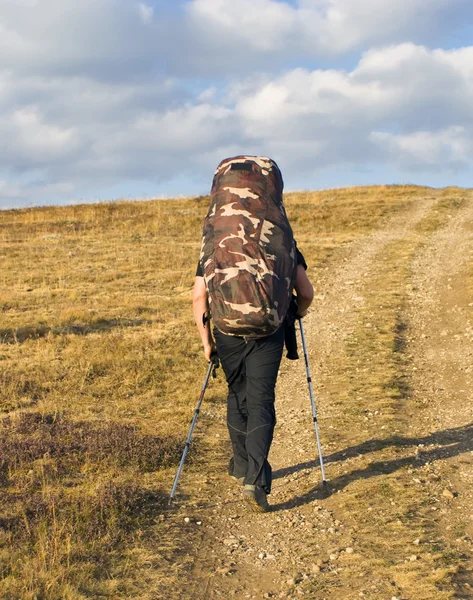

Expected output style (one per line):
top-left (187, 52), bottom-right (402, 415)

top-left (1, 0), bottom-right (473, 209)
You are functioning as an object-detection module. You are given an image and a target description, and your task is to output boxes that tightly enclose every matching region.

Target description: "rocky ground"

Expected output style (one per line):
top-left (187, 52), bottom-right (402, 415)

top-left (159, 192), bottom-right (473, 600)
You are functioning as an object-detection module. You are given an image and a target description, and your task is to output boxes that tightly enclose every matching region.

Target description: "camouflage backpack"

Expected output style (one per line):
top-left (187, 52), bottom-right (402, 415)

top-left (199, 156), bottom-right (297, 338)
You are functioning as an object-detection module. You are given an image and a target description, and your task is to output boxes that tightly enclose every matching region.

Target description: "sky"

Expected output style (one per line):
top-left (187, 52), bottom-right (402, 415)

top-left (1, 0), bottom-right (473, 209)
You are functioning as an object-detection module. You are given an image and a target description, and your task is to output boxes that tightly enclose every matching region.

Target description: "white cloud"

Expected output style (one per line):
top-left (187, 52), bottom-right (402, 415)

top-left (187, 0), bottom-right (473, 56)
top-left (197, 87), bottom-right (218, 103)
top-left (0, 21), bottom-right (32, 55)
top-left (227, 43), bottom-right (473, 173)
top-left (1, 0), bottom-right (473, 207)
top-left (6, 107), bottom-right (79, 161)
top-left (0, 180), bottom-right (25, 200)
top-left (0, 0), bottom-right (160, 78)
top-left (2, 0), bottom-right (470, 80)
top-left (138, 3), bottom-right (154, 24)
top-left (2, 40), bottom-right (473, 206)
top-left (371, 127), bottom-right (472, 170)
top-left (187, 0), bottom-right (295, 51)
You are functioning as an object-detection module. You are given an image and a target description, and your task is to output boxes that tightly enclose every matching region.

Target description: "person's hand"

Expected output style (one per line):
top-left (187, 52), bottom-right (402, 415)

top-left (204, 341), bottom-right (216, 362)
top-left (297, 309), bottom-right (308, 318)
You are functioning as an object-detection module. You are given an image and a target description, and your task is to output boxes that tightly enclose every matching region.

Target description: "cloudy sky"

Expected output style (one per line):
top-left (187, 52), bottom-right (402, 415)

top-left (1, 0), bottom-right (473, 208)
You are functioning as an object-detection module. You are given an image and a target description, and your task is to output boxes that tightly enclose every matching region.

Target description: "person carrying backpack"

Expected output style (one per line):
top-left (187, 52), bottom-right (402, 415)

top-left (192, 156), bottom-right (314, 512)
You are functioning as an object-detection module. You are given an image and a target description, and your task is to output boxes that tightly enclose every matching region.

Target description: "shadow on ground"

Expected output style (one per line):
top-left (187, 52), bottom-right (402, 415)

top-left (0, 318), bottom-right (153, 344)
top-left (271, 422), bottom-right (473, 510)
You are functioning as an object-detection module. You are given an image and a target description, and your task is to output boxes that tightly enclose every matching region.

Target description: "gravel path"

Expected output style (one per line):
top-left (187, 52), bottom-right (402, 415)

top-left (405, 196), bottom-right (473, 597)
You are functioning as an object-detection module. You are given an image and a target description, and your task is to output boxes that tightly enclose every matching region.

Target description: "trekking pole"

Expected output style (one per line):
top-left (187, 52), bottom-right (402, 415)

top-left (298, 318), bottom-right (327, 486)
top-left (169, 354), bottom-right (219, 504)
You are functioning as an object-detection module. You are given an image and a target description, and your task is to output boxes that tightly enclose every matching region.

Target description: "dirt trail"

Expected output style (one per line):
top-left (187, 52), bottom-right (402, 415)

top-left (163, 193), bottom-right (473, 600)
top-left (406, 198), bottom-right (473, 595)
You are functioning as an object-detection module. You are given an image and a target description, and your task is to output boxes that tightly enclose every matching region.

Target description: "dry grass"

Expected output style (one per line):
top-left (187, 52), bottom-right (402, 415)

top-left (0, 185), bottom-right (462, 598)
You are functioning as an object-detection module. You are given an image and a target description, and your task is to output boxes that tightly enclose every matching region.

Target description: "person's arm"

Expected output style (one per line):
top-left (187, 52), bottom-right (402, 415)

top-left (294, 264), bottom-right (314, 317)
top-left (192, 276), bottom-right (216, 360)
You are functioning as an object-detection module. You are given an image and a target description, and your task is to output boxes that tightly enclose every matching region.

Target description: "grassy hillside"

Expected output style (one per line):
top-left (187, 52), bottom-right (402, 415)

top-left (0, 185), bottom-right (464, 599)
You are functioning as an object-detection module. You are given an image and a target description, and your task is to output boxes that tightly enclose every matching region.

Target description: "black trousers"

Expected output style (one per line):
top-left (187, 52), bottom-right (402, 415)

top-left (214, 326), bottom-right (285, 494)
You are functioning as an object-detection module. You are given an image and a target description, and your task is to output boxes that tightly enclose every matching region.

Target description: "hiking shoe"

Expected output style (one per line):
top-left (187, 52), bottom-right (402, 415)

top-left (243, 484), bottom-right (270, 513)
top-left (230, 475), bottom-right (245, 485)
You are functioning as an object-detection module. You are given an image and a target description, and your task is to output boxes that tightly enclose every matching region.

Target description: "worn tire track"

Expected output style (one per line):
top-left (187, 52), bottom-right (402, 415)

top-left (405, 195), bottom-right (473, 597)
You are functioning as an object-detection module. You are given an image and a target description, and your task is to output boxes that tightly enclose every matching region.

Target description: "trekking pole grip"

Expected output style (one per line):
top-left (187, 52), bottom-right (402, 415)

top-left (210, 351), bottom-right (219, 378)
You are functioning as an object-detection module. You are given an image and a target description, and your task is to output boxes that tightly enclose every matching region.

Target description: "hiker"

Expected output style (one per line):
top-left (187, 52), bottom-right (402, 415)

top-left (192, 156), bottom-right (314, 512)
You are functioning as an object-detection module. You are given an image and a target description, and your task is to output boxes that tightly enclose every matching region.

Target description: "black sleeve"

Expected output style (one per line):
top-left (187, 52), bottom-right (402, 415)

top-left (196, 262), bottom-right (203, 277)
top-left (294, 241), bottom-right (308, 270)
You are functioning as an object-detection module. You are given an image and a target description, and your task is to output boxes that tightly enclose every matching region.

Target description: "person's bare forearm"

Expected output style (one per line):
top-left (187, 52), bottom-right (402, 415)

top-left (294, 264), bottom-right (314, 316)
top-left (193, 294), bottom-right (213, 348)
top-left (192, 276), bottom-right (215, 360)
top-left (296, 294), bottom-right (313, 315)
